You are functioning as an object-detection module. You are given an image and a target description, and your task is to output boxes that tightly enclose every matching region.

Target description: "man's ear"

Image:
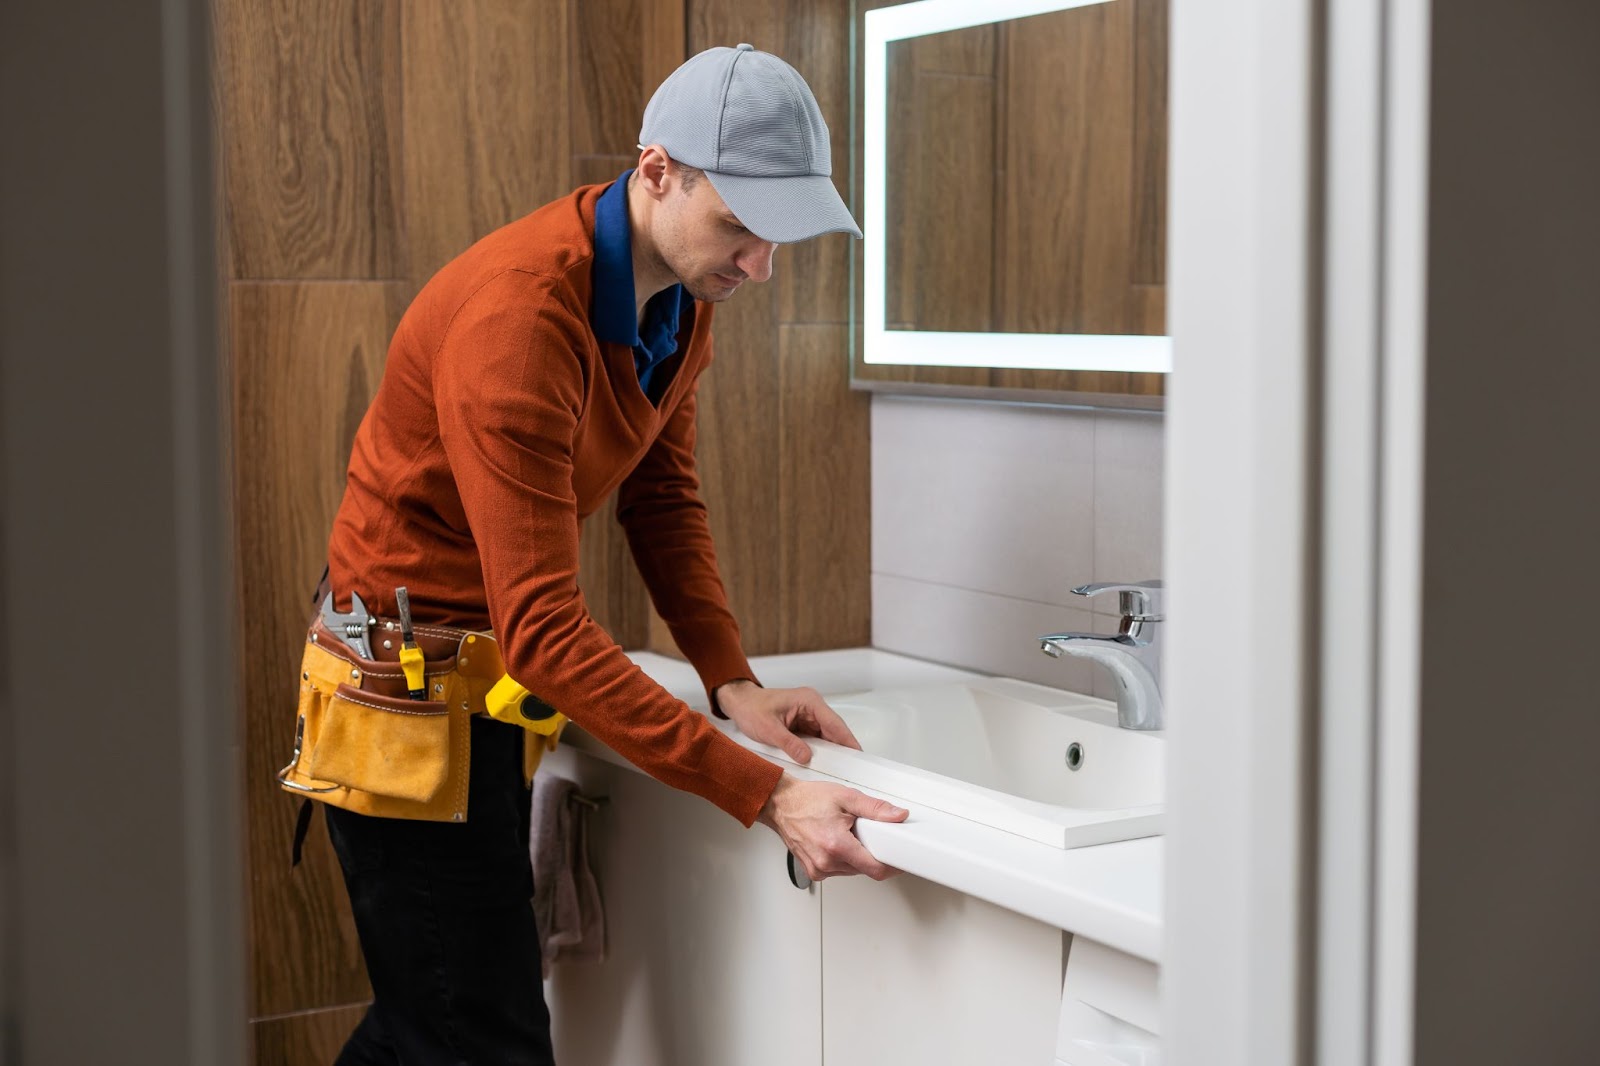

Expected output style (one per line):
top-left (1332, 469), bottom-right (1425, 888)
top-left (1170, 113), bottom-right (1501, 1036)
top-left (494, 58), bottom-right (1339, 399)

top-left (634, 144), bottom-right (671, 197)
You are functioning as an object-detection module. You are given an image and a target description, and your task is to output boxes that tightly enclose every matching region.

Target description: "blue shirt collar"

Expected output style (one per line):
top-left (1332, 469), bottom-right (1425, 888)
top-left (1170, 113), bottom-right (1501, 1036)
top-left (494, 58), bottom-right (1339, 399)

top-left (591, 169), bottom-right (692, 366)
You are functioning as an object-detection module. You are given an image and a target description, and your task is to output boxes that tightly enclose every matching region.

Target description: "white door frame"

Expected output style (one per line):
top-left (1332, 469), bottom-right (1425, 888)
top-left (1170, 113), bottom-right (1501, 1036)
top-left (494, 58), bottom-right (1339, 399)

top-left (1164, 0), bottom-right (1431, 1062)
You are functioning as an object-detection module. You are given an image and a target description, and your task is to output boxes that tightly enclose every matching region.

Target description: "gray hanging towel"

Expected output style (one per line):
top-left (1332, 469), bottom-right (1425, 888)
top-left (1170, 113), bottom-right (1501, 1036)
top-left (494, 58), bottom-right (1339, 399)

top-left (529, 774), bottom-right (606, 979)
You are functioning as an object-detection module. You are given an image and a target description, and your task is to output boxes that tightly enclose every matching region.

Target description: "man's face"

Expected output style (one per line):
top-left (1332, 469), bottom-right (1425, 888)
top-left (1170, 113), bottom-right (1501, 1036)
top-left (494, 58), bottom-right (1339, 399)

top-left (653, 175), bottom-right (778, 302)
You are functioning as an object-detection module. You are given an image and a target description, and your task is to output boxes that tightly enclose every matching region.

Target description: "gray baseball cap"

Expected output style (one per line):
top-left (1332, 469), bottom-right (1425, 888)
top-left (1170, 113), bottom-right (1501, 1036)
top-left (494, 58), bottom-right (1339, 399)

top-left (639, 43), bottom-right (862, 244)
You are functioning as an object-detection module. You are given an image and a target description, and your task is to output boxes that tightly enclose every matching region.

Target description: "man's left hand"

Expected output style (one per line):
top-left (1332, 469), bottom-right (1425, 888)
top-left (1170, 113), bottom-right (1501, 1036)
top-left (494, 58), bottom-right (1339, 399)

top-left (714, 680), bottom-right (862, 765)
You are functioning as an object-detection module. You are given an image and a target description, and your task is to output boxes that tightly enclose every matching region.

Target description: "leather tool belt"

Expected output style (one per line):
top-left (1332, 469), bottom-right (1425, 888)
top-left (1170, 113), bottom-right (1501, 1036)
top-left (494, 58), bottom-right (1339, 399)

top-left (277, 614), bottom-right (562, 823)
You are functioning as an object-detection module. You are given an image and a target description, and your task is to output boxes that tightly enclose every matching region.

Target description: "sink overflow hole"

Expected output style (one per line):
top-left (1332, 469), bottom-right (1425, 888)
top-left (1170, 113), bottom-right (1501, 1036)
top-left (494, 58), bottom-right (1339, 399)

top-left (1065, 743), bottom-right (1085, 771)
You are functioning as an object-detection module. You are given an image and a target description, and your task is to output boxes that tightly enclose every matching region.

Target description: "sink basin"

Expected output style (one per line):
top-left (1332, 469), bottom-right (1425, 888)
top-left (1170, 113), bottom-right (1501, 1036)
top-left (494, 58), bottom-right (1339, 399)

top-left (752, 677), bottom-right (1163, 849)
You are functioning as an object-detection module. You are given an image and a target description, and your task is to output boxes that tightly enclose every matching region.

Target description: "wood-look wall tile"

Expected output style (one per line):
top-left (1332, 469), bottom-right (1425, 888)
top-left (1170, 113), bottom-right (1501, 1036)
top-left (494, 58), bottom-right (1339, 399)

top-left (1131, 0), bottom-right (1169, 288)
top-left (573, 155), bottom-right (637, 191)
top-left (1130, 283), bottom-right (1166, 338)
top-left (403, 0), bottom-right (571, 284)
top-left (218, 0), bottom-right (403, 280)
top-left (642, 0), bottom-right (689, 113)
top-left (690, 0), bottom-right (780, 56)
top-left (234, 281), bottom-right (405, 1015)
top-left (778, 325), bottom-right (871, 650)
top-left (252, 1003), bottom-right (370, 1065)
top-left (687, 287), bottom-right (783, 654)
top-left (574, 0), bottom-right (645, 158)
top-left (777, 0), bottom-right (853, 326)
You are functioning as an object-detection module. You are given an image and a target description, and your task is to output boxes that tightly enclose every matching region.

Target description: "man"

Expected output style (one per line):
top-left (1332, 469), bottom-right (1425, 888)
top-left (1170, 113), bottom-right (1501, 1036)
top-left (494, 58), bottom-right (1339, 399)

top-left (292, 44), bottom-right (908, 1064)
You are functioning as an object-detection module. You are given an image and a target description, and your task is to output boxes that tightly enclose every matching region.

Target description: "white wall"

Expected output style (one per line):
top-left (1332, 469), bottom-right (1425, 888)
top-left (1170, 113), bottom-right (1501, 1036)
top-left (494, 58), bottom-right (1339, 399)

top-left (870, 395), bottom-right (1164, 698)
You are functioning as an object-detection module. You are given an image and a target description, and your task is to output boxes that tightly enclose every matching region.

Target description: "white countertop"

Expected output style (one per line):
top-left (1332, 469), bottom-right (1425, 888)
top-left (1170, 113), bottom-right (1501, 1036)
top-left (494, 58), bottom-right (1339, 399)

top-left (560, 647), bottom-right (1164, 963)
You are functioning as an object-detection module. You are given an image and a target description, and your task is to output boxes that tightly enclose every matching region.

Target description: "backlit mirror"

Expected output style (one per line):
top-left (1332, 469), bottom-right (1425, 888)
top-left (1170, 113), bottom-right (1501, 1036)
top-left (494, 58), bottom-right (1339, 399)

top-left (850, 0), bottom-right (1170, 406)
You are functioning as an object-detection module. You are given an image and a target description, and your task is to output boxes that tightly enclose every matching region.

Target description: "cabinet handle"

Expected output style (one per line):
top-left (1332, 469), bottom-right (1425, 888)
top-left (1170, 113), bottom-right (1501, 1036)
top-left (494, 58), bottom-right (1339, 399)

top-left (786, 850), bottom-right (811, 890)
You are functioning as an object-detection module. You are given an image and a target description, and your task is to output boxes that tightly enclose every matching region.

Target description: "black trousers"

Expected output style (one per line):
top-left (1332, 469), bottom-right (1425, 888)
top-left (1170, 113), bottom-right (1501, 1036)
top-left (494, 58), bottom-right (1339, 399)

top-left (324, 715), bottom-right (556, 1065)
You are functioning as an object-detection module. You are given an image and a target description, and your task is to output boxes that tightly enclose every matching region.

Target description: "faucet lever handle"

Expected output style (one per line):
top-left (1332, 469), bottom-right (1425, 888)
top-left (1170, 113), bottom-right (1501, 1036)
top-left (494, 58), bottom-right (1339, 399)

top-left (1071, 580), bottom-right (1164, 620)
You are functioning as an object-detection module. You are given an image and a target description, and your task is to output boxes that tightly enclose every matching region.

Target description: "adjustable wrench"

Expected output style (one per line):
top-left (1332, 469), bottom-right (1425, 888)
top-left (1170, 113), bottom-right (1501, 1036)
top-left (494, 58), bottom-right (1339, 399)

top-left (319, 590), bottom-right (376, 660)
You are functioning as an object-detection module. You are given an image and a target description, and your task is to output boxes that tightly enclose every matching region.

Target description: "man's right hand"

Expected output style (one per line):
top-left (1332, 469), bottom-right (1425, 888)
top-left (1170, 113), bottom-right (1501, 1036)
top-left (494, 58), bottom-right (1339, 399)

top-left (757, 772), bottom-right (909, 882)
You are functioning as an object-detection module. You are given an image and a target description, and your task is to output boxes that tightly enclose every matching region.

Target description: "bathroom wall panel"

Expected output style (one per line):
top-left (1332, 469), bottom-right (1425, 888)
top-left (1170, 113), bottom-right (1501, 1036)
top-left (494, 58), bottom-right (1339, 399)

top-left (686, 283), bottom-right (784, 655)
top-left (778, 325), bottom-right (871, 650)
top-left (870, 397), bottom-right (1095, 606)
top-left (873, 573), bottom-right (1100, 694)
top-left (252, 1003), bottom-right (370, 1066)
top-left (1092, 410), bottom-right (1165, 603)
top-left (642, 0), bottom-right (689, 113)
top-left (402, 0), bottom-right (572, 285)
top-left (1131, 0), bottom-right (1170, 288)
top-left (232, 282), bottom-right (406, 1016)
top-left (217, 0), bottom-right (404, 280)
top-left (777, 0), bottom-right (854, 327)
top-left (573, 0), bottom-right (646, 158)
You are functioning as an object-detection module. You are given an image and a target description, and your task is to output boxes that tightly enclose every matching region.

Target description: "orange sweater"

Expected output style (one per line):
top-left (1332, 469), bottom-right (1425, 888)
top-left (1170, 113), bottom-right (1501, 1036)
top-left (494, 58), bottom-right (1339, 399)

top-left (327, 182), bottom-right (784, 826)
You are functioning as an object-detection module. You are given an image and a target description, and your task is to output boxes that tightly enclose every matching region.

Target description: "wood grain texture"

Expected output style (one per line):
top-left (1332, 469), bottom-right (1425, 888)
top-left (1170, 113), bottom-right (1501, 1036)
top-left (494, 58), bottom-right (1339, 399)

top-left (884, 40), bottom-right (920, 330)
top-left (686, 285), bottom-right (783, 654)
top-left (898, 71), bottom-right (996, 333)
top-left (574, 0), bottom-right (645, 158)
top-left (912, 22), bottom-right (995, 76)
top-left (218, 0), bottom-right (403, 280)
top-left (234, 282), bottom-right (405, 1015)
top-left (252, 1003), bottom-right (370, 1066)
top-left (1131, 0), bottom-right (1169, 291)
top-left (402, 0), bottom-right (572, 284)
top-left (641, 0), bottom-right (688, 115)
top-left (998, 3), bottom-right (1133, 335)
top-left (778, 325), bottom-right (871, 650)
top-left (777, 0), bottom-right (853, 327)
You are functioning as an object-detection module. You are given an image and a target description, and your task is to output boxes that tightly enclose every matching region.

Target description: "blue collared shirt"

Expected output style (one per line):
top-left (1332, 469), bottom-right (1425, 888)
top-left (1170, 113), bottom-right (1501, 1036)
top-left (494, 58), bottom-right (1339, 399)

top-left (590, 169), bottom-right (694, 405)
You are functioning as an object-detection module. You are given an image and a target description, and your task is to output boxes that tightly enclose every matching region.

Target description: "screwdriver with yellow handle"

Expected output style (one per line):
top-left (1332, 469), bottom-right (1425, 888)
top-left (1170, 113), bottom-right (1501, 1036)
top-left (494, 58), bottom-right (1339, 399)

top-left (393, 587), bottom-right (427, 701)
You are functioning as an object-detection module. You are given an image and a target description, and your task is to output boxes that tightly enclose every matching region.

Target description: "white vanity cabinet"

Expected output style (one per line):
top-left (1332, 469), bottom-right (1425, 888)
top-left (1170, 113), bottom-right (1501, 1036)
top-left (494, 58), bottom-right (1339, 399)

top-left (543, 730), bottom-right (1162, 1066)
top-left (819, 873), bottom-right (1069, 1066)
top-left (542, 750), bottom-right (823, 1066)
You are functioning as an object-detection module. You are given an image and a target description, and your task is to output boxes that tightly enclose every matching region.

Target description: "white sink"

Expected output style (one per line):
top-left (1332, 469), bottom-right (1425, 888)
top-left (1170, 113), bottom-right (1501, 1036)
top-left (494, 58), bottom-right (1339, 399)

top-left (752, 676), bottom-right (1163, 849)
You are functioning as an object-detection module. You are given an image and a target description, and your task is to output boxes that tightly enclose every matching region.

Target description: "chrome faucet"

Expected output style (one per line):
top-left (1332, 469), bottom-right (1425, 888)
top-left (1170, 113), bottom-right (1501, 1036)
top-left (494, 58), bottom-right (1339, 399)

top-left (1038, 581), bottom-right (1165, 731)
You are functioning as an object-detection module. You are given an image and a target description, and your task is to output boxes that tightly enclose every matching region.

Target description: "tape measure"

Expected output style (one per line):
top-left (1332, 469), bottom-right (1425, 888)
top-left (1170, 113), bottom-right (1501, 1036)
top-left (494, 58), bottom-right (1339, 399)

top-left (485, 674), bottom-right (568, 737)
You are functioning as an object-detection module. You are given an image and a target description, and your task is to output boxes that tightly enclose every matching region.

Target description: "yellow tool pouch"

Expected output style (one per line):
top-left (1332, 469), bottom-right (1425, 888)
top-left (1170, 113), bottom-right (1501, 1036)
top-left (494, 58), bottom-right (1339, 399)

top-left (278, 621), bottom-right (561, 823)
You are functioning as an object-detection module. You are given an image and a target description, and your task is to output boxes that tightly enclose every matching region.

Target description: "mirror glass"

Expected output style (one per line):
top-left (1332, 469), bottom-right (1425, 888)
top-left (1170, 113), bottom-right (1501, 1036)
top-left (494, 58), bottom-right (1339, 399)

top-left (852, 0), bottom-right (1170, 387)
